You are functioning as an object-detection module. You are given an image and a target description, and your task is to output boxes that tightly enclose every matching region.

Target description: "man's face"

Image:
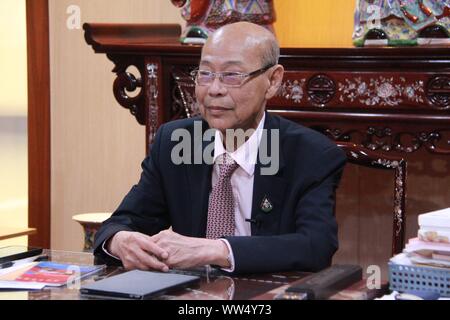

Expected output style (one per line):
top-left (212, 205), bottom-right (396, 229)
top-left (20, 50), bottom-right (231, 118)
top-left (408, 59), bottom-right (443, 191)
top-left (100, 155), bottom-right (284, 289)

top-left (195, 37), bottom-right (270, 133)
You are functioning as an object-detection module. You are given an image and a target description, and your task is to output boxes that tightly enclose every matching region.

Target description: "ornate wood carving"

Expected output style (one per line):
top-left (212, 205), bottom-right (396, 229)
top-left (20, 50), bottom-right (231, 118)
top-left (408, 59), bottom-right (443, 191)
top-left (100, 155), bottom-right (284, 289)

top-left (272, 72), bottom-right (448, 110)
top-left (393, 160), bottom-right (406, 253)
top-left (171, 68), bottom-right (199, 120)
top-left (108, 54), bottom-right (146, 125)
top-left (427, 76), bottom-right (450, 109)
top-left (84, 24), bottom-right (450, 155)
top-left (170, 76), bottom-right (450, 155)
top-left (306, 74), bottom-right (335, 106)
top-left (337, 76), bottom-right (425, 107)
top-left (144, 60), bottom-right (160, 145)
top-left (322, 126), bottom-right (450, 154)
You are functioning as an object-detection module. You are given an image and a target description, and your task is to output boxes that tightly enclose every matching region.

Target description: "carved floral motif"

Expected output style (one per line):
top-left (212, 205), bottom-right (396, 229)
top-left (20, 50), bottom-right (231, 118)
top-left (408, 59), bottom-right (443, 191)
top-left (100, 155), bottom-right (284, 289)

top-left (338, 76), bottom-right (424, 106)
top-left (278, 79), bottom-right (306, 103)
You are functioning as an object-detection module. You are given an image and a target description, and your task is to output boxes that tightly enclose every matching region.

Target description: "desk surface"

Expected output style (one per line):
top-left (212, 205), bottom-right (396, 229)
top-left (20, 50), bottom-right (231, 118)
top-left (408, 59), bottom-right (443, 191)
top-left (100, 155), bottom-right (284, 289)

top-left (0, 227), bottom-right (36, 241)
top-left (0, 250), bottom-right (387, 300)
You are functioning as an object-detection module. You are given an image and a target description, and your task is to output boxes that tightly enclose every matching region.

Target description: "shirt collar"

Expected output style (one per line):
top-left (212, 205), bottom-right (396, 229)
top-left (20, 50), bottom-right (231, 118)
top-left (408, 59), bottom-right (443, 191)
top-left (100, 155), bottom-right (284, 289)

top-left (213, 113), bottom-right (266, 177)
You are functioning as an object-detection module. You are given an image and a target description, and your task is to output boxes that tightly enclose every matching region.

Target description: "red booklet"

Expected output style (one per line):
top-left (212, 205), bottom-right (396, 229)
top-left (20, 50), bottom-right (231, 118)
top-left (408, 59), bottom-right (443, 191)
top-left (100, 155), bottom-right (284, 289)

top-left (14, 261), bottom-right (104, 286)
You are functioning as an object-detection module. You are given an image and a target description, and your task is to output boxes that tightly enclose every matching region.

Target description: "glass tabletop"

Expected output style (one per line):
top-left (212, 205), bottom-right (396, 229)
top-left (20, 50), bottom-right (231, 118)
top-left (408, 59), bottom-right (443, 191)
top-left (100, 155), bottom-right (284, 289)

top-left (0, 249), bottom-right (307, 300)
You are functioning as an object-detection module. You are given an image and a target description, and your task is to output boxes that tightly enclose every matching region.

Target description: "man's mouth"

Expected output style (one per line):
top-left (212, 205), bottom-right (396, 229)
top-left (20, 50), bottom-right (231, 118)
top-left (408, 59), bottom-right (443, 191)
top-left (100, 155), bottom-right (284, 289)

top-left (206, 106), bottom-right (232, 112)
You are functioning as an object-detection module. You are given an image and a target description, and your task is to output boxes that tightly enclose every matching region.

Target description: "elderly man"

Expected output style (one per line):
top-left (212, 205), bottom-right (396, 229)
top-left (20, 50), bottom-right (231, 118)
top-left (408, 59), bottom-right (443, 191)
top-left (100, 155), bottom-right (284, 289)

top-left (94, 22), bottom-right (346, 274)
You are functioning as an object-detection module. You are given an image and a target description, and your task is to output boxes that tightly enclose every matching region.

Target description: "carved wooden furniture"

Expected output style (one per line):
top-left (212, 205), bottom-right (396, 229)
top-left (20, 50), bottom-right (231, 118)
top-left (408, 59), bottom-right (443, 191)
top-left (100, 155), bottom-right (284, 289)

top-left (337, 142), bottom-right (407, 256)
top-left (83, 23), bottom-right (450, 273)
top-left (84, 23), bottom-right (450, 155)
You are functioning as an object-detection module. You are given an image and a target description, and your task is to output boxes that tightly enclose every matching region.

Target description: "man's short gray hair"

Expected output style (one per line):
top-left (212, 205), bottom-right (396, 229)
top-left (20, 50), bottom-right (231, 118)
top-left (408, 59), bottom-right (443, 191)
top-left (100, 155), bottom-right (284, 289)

top-left (261, 36), bottom-right (280, 67)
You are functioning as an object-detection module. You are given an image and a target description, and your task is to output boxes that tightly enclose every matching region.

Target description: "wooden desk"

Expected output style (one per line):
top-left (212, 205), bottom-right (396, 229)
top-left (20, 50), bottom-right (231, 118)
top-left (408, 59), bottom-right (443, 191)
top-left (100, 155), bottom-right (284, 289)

top-left (0, 250), bottom-right (387, 300)
top-left (0, 227), bottom-right (36, 241)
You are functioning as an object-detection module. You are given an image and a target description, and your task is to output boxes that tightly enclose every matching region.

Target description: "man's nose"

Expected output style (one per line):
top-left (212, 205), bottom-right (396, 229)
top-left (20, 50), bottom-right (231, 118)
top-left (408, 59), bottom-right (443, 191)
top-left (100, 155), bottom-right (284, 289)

top-left (207, 75), bottom-right (227, 96)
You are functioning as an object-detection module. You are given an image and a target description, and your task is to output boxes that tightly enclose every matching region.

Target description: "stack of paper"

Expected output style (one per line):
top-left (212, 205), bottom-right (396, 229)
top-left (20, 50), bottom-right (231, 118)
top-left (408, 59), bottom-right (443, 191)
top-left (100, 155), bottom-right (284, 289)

top-left (418, 207), bottom-right (450, 243)
top-left (403, 238), bottom-right (450, 268)
top-left (390, 208), bottom-right (450, 268)
top-left (388, 208), bottom-right (450, 298)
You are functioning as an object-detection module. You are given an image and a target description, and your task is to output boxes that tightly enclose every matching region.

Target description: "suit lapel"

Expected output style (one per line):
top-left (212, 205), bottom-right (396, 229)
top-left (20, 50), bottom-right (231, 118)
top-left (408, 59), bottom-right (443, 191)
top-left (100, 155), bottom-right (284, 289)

top-left (251, 113), bottom-right (288, 235)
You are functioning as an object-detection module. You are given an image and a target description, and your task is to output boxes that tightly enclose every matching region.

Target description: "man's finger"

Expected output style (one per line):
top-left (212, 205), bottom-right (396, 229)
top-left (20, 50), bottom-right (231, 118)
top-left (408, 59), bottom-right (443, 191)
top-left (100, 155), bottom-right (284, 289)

top-left (121, 252), bottom-right (148, 271)
top-left (150, 232), bottom-right (161, 243)
top-left (150, 228), bottom-right (173, 243)
top-left (136, 234), bottom-right (169, 260)
top-left (135, 248), bottom-right (169, 272)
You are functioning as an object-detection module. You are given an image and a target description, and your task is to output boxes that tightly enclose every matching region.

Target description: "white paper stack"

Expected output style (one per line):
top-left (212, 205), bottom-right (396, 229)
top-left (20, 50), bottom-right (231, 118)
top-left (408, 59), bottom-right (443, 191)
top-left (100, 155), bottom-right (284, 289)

top-left (388, 209), bottom-right (450, 297)
top-left (418, 207), bottom-right (450, 243)
top-left (390, 208), bottom-right (450, 268)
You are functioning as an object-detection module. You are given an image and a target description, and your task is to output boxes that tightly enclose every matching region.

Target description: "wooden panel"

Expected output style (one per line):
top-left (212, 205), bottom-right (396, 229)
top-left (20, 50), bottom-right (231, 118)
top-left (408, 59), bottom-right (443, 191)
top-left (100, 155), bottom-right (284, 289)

top-left (27, 0), bottom-right (51, 248)
top-left (336, 150), bottom-right (450, 278)
top-left (333, 163), bottom-right (360, 266)
top-left (358, 167), bottom-right (394, 277)
top-left (49, 0), bottom-right (183, 251)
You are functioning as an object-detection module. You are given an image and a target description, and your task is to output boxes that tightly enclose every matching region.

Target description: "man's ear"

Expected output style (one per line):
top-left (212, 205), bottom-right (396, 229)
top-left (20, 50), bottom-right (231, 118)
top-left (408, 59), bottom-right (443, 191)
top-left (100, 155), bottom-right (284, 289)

top-left (265, 64), bottom-right (284, 100)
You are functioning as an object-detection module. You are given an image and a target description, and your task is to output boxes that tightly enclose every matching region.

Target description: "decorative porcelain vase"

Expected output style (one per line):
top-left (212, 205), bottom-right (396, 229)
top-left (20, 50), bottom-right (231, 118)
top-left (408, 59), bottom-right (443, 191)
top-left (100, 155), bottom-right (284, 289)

top-left (72, 213), bottom-right (112, 252)
top-left (171, 0), bottom-right (276, 44)
top-left (353, 0), bottom-right (450, 47)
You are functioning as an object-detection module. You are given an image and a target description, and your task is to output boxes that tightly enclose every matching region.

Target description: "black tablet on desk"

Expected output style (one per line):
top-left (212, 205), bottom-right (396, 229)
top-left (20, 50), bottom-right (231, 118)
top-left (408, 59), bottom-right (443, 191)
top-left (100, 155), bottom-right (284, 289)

top-left (80, 270), bottom-right (200, 300)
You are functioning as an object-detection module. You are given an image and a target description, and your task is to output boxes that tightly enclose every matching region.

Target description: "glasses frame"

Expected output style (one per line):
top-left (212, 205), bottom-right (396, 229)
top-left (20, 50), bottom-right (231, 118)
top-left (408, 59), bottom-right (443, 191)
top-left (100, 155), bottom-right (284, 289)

top-left (191, 64), bottom-right (274, 88)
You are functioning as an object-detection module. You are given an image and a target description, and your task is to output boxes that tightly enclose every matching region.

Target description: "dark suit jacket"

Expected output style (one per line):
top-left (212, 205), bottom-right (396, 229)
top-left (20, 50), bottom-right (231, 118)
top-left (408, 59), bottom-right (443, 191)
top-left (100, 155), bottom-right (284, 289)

top-left (94, 112), bottom-right (346, 274)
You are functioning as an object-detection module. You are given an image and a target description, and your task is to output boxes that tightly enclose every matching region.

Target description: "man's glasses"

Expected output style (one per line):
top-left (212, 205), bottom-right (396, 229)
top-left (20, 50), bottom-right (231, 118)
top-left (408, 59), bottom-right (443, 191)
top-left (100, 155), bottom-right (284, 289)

top-left (191, 64), bottom-right (274, 88)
